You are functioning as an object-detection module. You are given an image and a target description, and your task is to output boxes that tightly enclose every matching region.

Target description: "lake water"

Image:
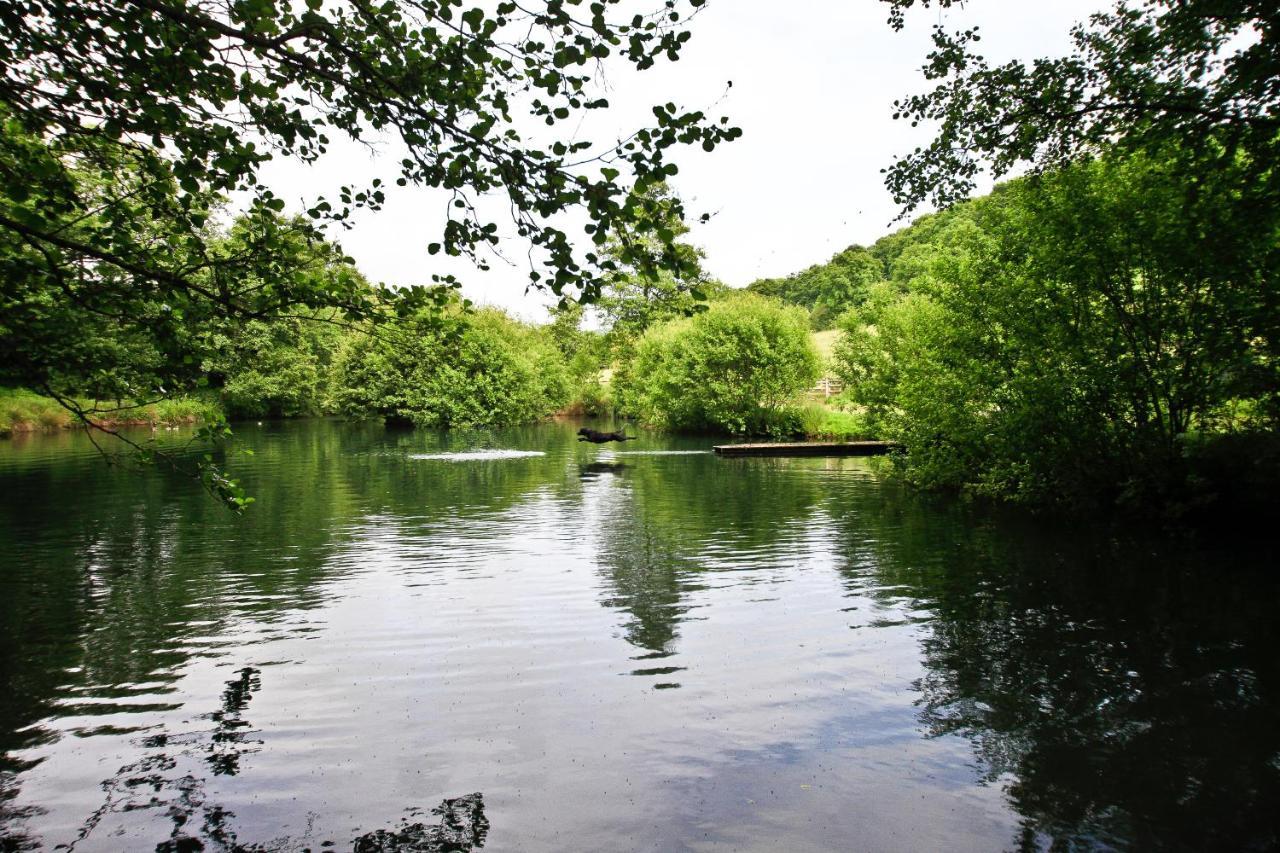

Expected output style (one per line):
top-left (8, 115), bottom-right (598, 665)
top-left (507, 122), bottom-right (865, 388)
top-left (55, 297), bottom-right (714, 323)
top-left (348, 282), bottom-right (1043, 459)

top-left (0, 420), bottom-right (1277, 851)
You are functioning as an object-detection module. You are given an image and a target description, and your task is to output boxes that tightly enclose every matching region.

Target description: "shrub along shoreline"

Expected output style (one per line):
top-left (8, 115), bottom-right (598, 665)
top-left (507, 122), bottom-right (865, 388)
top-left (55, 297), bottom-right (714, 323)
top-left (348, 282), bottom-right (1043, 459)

top-left (2, 291), bottom-right (864, 443)
top-left (1, 387), bottom-right (861, 442)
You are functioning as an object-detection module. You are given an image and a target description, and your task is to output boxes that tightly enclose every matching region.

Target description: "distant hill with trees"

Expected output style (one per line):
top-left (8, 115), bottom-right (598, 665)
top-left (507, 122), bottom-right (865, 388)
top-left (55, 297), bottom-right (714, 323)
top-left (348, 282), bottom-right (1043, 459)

top-left (743, 205), bottom-right (974, 330)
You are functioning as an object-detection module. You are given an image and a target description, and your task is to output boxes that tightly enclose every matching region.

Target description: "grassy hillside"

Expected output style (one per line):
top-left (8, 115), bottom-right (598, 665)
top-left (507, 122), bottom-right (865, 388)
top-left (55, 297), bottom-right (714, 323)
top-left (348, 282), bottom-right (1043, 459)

top-left (811, 329), bottom-right (841, 370)
top-left (746, 206), bottom-right (966, 329)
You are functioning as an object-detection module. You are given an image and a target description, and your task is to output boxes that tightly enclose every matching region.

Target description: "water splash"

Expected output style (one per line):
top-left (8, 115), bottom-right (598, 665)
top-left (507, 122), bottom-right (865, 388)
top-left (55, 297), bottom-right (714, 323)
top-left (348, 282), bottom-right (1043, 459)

top-left (409, 449), bottom-right (545, 461)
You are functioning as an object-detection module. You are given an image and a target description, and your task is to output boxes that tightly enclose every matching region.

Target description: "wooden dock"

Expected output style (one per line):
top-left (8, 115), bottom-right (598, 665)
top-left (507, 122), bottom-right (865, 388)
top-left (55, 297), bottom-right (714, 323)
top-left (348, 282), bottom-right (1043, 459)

top-left (713, 441), bottom-right (899, 458)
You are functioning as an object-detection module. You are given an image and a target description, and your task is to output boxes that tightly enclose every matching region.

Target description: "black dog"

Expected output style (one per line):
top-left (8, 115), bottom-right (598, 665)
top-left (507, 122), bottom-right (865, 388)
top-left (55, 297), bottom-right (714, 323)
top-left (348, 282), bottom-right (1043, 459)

top-left (577, 427), bottom-right (637, 444)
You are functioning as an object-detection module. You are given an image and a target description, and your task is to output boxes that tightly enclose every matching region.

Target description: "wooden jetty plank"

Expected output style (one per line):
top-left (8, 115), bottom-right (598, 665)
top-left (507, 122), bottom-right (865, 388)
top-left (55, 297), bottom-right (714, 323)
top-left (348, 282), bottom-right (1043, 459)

top-left (712, 441), bottom-right (899, 457)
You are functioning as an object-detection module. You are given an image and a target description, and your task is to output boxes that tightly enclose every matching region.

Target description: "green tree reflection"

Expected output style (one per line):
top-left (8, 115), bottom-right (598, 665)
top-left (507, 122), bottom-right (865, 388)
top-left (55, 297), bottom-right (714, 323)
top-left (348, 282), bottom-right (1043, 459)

top-left (835, 496), bottom-right (1280, 850)
top-left (592, 455), bottom-right (825, 655)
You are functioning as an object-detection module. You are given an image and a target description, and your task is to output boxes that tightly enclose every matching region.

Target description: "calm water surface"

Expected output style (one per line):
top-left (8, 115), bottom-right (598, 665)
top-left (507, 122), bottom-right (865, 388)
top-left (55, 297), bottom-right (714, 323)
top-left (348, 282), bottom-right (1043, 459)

top-left (0, 420), bottom-right (1277, 851)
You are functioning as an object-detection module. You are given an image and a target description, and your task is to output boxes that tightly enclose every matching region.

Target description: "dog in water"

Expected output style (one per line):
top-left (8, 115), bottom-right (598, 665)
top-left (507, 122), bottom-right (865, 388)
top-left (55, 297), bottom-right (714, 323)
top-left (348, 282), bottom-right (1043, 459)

top-left (577, 428), bottom-right (637, 444)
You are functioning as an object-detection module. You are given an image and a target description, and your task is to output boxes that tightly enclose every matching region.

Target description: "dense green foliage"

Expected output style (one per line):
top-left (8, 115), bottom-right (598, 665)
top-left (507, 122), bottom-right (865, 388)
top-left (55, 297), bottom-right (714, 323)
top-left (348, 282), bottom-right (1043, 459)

top-left (205, 312), bottom-right (346, 420)
top-left (835, 149), bottom-right (1279, 514)
top-left (0, 117), bottom-right (385, 405)
top-left (617, 294), bottom-right (819, 434)
top-left (5, 295), bottom-right (586, 437)
top-left (331, 304), bottom-right (573, 428)
top-left (746, 245), bottom-right (883, 329)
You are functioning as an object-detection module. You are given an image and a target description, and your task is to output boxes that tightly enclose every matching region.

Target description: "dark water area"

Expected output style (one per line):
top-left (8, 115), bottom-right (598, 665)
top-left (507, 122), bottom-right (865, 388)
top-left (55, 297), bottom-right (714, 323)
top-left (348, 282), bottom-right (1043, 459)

top-left (0, 419), bottom-right (1277, 851)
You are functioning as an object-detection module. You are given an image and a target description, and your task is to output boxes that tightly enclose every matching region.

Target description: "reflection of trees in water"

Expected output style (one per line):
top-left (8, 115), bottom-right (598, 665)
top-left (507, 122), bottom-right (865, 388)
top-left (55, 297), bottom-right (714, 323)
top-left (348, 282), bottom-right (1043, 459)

top-left (30, 664), bottom-right (488, 852)
top-left (597, 512), bottom-right (696, 655)
top-left (834, 496), bottom-right (1280, 850)
top-left (11, 423), bottom-right (1276, 849)
top-left (206, 667), bottom-right (262, 777)
top-left (0, 421), bottom-right (591, 764)
top-left (0, 420), bottom-right (530, 848)
top-left (593, 458), bottom-right (825, 656)
top-left (352, 793), bottom-right (488, 853)
top-left (0, 774), bottom-right (41, 851)
top-left (346, 424), bottom-right (578, 517)
top-left (63, 666), bottom-right (262, 849)
top-left (0, 422), bottom-right (375, 762)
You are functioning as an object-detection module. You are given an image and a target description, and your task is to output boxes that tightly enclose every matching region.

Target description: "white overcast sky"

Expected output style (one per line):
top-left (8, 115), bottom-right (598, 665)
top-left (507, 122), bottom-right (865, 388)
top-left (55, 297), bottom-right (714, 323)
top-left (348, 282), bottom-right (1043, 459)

top-left (256, 0), bottom-right (1101, 320)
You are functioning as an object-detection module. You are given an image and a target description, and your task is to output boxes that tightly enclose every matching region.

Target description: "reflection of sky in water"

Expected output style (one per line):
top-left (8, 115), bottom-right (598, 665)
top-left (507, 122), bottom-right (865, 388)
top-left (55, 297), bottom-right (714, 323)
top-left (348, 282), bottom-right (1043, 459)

top-left (0, 420), bottom-right (1277, 851)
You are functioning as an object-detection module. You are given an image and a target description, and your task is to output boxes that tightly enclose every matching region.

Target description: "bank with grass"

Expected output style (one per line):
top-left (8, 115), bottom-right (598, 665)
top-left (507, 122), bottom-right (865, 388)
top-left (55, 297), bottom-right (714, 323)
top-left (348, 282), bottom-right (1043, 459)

top-left (0, 388), bottom-right (219, 438)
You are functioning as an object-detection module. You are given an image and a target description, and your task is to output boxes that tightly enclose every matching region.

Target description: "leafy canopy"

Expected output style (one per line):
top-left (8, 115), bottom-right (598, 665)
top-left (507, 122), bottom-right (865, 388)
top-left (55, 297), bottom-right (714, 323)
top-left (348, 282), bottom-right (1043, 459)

top-left (882, 0), bottom-right (1280, 211)
top-left (592, 182), bottom-right (719, 343)
top-left (1, 0), bottom-right (739, 299)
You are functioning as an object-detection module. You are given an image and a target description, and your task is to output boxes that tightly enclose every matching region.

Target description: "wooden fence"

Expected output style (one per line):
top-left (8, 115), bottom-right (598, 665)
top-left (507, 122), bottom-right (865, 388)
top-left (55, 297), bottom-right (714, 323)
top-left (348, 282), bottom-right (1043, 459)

top-left (808, 377), bottom-right (844, 398)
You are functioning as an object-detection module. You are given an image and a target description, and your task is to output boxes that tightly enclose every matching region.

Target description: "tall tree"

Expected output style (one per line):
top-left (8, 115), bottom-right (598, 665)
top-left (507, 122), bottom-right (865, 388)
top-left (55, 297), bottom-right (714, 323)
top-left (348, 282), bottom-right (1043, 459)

top-left (592, 181), bottom-right (714, 343)
top-left (882, 0), bottom-right (1280, 211)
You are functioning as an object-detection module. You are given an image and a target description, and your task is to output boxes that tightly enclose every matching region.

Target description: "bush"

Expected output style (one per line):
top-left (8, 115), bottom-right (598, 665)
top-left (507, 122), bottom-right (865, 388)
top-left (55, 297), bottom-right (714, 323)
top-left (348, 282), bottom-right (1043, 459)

top-left (208, 315), bottom-right (342, 419)
top-left (617, 294), bottom-right (819, 434)
top-left (331, 305), bottom-right (572, 428)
